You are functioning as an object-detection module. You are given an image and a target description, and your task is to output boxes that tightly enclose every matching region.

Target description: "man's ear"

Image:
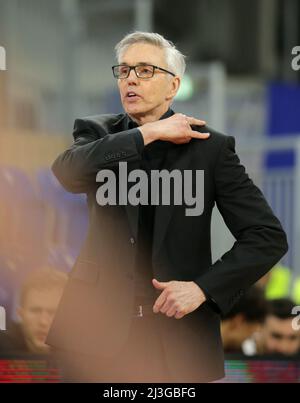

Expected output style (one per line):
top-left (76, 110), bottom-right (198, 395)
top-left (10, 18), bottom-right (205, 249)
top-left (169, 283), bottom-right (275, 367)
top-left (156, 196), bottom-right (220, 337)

top-left (166, 76), bottom-right (181, 100)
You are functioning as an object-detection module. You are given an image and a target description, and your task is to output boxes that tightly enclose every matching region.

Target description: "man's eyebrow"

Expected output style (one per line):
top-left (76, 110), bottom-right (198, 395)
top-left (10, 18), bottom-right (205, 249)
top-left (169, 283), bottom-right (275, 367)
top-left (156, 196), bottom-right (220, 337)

top-left (119, 62), bottom-right (153, 66)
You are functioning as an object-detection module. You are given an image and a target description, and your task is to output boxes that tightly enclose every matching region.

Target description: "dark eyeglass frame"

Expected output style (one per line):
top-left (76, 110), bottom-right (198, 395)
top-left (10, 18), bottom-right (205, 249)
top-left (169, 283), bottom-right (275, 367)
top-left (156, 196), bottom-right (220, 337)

top-left (112, 64), bottom-right (176, 79)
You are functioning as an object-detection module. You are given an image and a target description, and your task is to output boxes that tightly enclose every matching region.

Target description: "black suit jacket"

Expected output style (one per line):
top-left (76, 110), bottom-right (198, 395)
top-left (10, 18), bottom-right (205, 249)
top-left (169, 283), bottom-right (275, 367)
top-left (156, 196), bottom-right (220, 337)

top-left (46, 111), bottom-right (288, 382)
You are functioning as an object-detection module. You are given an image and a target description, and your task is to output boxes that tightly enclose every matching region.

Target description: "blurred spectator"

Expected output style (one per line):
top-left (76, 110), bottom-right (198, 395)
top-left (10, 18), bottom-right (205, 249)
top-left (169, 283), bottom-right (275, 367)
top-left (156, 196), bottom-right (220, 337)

top-left (0, 268), bottom-right (67, 355)
top-left (243, 298), bottom-right (300, 356)
top-left (221, 286), bottom-right (267, 353)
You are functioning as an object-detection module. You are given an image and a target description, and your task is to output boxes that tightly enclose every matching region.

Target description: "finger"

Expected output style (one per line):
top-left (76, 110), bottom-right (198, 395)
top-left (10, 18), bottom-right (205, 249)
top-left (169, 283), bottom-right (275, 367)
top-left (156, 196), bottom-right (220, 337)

top-left (160, 298), bottom-right (174, 314)
top-left (190, 131), bottom-right (210, 139)
top-left (152, 278), bottom-right (169, 290)
top-left (153, 291), bottom-right (168, 313)
top-left (186, 117), bottom-right (206, 126)
top-left (175, 310), bottom-right (186, 319)
top-left (166, 305), bottom-right (178, 317)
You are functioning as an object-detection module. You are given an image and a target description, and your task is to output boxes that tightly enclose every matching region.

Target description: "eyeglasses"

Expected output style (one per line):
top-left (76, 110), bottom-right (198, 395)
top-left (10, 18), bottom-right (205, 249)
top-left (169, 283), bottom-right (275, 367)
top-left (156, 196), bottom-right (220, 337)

top-left (112, 64), bottom-right (176, 79)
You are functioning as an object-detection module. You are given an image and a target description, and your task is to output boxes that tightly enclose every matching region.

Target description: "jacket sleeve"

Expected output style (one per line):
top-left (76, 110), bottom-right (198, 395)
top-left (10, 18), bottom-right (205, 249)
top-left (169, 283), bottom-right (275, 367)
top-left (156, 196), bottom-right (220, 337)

top-left (52, 118), bottom-right (144, 193)
top-left (194, 135), bottom-right (288, 316)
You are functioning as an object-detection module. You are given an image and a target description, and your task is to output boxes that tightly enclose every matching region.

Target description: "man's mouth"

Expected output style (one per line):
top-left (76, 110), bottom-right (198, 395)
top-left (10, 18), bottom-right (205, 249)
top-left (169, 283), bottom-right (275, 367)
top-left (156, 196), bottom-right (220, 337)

top-left (36, 332), bottom-right (48, 341)
top-left (125, 91), bottom-right (141, 102)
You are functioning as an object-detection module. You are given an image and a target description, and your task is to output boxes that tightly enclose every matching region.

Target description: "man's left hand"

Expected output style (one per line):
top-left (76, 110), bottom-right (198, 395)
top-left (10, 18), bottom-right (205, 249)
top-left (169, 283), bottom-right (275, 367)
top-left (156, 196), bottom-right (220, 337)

top-left (152, 278), bottom-right (207, 319)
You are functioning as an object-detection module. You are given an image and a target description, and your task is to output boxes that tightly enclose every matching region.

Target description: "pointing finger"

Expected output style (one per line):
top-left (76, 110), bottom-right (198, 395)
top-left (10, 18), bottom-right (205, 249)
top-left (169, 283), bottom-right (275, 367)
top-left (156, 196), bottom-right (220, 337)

top-left (152, 279), bottom-right (169, 290)
top-left (187, 117), bottom-right (207, 126)
top-left (190, 131), bottom-right (210, 139)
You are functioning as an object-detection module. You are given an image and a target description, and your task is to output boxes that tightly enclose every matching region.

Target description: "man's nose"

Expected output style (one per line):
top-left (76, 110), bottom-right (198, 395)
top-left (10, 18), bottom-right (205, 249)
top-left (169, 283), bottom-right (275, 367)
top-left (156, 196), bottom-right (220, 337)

top-left (279, 340), bottom-right (293, 355)
top-left (126, 68), bottom-right (139, 84)
top-left (38, 312), bottom-right (51, 327)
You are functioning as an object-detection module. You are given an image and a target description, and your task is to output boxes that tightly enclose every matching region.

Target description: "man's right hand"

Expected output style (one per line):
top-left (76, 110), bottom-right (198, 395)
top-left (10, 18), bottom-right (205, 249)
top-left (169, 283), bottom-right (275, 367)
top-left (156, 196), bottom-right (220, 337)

top-left (139, 113), bottom-right (210, 145)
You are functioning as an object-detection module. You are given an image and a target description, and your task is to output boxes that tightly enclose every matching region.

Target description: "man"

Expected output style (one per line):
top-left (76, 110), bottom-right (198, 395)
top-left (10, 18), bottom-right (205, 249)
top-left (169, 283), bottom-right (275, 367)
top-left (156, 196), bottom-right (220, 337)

top-left (243, 298), bottom-right (300, 356)
top-left (46, 32), bottom-right (288, 382)
top-left (221, 286), bottom-right (267, 354)
top-left (0, 268), bottom-right (67, 355)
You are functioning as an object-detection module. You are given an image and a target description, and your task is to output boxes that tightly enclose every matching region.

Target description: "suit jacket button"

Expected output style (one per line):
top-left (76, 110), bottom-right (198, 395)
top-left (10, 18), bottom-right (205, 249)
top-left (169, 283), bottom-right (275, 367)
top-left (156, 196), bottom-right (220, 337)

top-left (130, 237), bottom-right (135, 245)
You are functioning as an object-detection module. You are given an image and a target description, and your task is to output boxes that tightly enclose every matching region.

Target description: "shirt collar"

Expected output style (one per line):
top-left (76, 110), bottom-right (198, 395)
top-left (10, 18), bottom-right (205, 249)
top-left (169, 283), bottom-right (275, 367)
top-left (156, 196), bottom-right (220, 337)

top-left (125, 108), bottom-right (174, 130)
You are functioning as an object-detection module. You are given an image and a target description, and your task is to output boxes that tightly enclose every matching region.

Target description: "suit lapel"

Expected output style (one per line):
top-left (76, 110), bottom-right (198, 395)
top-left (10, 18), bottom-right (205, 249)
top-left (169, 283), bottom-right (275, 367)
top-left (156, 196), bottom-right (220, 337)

top-left (124, 161), bottom-right (140, 240)
top-left (124, 144), bottom-right (192, 251)
top-left (152, 144), bottom-right (192, 259)
top-left (111, 112), bottom-right (193, 253)
top-left (111, 115), bottom-right (141, 240)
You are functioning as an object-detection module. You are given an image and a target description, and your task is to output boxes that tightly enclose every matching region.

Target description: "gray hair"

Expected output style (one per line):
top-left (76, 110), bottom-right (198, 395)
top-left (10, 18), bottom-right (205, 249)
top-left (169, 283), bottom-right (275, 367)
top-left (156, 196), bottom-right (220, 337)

top-left (115, 31), bottom-right (186, 78)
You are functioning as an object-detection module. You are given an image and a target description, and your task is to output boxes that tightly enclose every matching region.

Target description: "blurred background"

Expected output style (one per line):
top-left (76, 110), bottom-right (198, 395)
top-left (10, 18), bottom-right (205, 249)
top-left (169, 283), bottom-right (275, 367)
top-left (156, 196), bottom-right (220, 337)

top-left (0, 0), bottom-right (300, 383)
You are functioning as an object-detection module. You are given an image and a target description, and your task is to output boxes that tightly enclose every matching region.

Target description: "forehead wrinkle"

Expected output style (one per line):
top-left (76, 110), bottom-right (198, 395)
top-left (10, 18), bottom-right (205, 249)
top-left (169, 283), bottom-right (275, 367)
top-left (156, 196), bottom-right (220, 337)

top-left (120, 45), bottom-right (167, 65)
